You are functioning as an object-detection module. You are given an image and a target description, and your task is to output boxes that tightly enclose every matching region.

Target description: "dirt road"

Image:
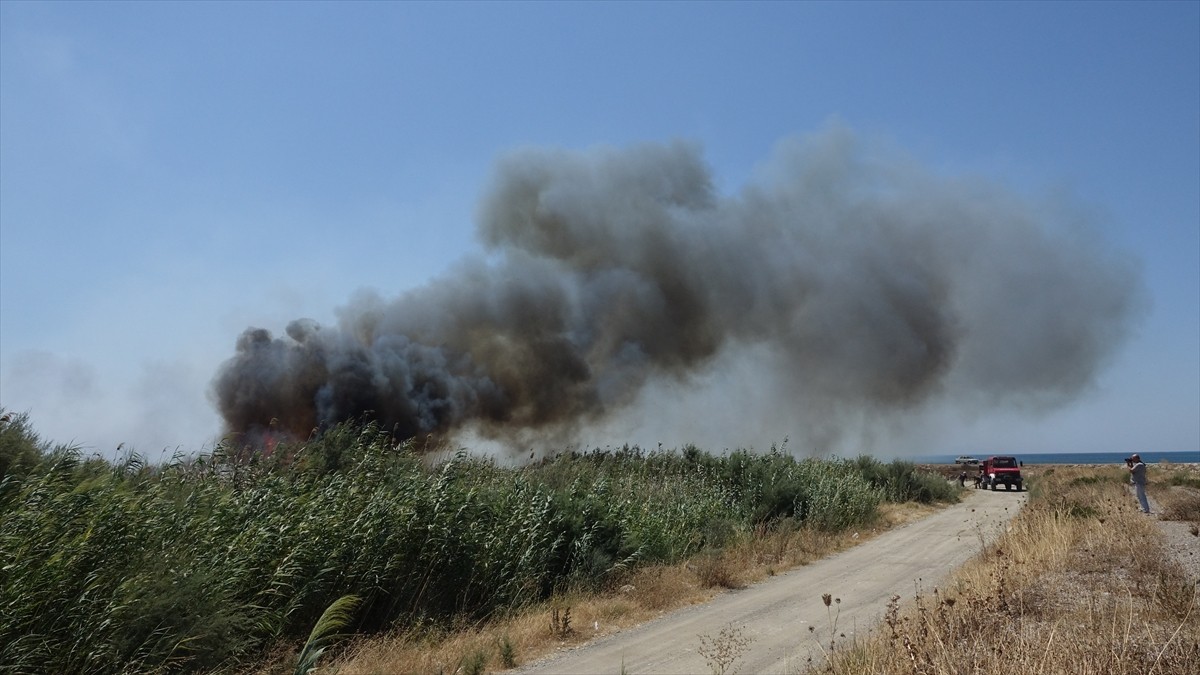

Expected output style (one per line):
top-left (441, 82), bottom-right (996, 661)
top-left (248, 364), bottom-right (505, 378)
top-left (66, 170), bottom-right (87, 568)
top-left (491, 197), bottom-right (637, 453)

top-left (517, 487), bottom-right (1027, 675)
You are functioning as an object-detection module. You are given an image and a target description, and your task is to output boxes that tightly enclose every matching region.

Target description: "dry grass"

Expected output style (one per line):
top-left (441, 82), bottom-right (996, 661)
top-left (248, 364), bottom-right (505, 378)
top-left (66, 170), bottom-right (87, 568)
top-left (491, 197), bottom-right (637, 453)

top-left (1157, 487), bottom-right (1200, 523)
top-left (1151, 463), bottom-right (1200, 523)
top-left (323, 501), bottom-right (947, 674)
top-left (816, 465), bottom-right (1200, 675)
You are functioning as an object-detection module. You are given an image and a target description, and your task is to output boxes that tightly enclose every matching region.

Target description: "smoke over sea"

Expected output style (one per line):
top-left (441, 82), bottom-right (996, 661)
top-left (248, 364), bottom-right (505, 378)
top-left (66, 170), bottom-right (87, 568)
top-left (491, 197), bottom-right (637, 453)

top-left (211, 127), bottom-right (1142, 454)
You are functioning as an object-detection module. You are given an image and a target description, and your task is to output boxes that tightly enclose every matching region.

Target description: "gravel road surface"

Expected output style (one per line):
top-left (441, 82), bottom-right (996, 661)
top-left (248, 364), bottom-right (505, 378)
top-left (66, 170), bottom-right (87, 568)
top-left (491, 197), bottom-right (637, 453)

top-left (517, 487), bottom-right (1026, 675)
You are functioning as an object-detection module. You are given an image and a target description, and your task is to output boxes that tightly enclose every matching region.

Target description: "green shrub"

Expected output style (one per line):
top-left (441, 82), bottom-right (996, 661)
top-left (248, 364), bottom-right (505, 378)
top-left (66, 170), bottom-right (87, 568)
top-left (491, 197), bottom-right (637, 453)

top-left (851, 456), bottom-right (959, 504)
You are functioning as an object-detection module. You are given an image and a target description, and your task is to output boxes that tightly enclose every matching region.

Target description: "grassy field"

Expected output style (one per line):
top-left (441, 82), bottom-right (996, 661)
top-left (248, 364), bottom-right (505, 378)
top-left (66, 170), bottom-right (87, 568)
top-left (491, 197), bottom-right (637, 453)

top-left (0, 410), bottom-right (957, 674)
top-left (813, 463), bottom-right (1200, 675)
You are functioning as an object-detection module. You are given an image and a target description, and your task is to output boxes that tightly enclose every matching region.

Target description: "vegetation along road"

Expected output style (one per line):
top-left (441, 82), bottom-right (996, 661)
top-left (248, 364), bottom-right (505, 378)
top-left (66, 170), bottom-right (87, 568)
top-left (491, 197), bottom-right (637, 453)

top-left (516, 487), bottom-right (1026, 674)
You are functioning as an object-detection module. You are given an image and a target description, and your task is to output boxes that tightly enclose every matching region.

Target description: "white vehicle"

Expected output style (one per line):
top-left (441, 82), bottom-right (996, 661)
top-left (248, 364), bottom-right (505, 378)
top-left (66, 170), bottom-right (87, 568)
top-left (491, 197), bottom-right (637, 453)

top-left (954, 455), bottom-right (980, 466)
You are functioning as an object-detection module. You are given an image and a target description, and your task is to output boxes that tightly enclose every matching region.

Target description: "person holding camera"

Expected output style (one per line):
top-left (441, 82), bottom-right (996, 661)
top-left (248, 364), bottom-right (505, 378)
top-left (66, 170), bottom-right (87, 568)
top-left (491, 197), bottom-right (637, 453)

top-left (1126, 453), bottom-right (1151, 514)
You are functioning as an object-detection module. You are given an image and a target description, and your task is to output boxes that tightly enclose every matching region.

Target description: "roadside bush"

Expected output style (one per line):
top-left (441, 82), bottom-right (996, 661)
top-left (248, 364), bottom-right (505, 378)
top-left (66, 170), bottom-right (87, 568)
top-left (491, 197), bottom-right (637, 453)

top-left (851, 456), bottom-right (959, 503)
top-left (801, 459), bottom-right (881, 530)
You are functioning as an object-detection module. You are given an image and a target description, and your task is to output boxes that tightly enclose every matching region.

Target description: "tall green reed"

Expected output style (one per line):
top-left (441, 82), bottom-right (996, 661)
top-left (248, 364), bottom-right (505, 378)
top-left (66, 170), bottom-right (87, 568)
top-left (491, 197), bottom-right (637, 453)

top-left (1, 420), bottom-right (951, 672)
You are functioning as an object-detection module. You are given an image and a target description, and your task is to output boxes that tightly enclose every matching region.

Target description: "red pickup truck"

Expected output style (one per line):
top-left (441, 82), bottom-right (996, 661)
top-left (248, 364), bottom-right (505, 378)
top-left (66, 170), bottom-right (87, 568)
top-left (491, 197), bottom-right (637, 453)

top-left (979, 456), bottom-right (1023, 491)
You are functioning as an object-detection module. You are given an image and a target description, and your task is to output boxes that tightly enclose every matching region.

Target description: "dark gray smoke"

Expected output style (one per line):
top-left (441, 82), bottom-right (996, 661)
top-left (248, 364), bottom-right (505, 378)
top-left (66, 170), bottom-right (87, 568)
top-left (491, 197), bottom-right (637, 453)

top-left (211, 127), bottom-right (1142, 450)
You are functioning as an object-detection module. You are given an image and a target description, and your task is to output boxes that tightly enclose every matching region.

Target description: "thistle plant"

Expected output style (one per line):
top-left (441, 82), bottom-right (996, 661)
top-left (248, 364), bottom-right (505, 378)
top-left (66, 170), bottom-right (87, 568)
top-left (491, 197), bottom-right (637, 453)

top-left (697, 623), bottom-right (754, 675)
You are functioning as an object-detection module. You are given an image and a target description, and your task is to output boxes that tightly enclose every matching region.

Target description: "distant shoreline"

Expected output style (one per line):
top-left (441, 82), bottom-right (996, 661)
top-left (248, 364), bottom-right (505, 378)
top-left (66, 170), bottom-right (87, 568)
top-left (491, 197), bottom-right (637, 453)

top-left (913, 450), bottom-right (1199, 466)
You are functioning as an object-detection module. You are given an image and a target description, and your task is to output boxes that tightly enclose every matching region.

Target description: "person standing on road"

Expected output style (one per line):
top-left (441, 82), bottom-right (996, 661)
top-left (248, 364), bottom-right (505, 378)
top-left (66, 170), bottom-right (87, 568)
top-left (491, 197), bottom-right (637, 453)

top-left (1127, 453), bottom-right (1151, 514)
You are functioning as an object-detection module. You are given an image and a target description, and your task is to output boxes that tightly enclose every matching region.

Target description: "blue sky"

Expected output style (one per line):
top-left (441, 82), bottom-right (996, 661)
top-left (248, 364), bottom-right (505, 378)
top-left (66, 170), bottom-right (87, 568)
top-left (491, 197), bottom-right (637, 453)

top-left (1, 1), bottom-right (1197, 459)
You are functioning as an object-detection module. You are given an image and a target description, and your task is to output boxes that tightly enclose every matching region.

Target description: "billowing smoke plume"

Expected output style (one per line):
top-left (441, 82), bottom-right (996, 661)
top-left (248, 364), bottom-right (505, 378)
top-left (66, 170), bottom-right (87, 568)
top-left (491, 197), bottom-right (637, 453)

top-left (211, 127), bottom-right (1142, 451)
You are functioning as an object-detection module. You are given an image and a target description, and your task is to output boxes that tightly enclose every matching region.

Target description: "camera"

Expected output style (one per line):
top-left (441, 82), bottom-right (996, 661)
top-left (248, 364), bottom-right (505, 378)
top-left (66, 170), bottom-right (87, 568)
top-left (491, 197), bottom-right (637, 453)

top-left (1124, 456), bottom-right (1135, 464)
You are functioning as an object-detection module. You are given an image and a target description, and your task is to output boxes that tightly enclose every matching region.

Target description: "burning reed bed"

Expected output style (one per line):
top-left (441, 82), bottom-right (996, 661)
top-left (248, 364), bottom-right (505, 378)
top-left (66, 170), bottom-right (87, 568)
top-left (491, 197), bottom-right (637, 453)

top-left (0, 412), bottom-right (956, 673)
top-left (813, 464), bottom-right (1200, 675)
